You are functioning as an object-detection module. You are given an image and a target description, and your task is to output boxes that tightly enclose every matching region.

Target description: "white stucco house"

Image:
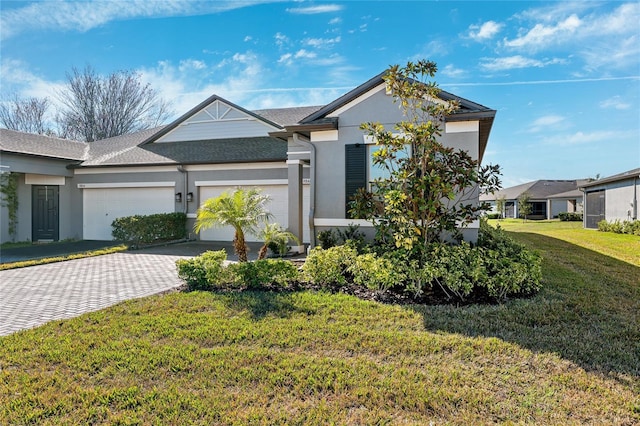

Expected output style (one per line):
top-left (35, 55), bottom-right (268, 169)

top-left (1, 71), bottom-right (496, 248)
top-left (580, 168), bottom-right (640, 229)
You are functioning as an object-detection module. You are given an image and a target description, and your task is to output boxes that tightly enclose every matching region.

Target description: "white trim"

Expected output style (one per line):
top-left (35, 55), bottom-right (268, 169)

top-left (310, 130), bottom-right (339, 142)
top-left (314, 218), bottom-right (374, 227)
top-left (446, 121), bottom-right (479, 133)
top-left (184, 162), bottom-right (285, 172)
top-left (77, 181), bottom-right (175, 189)
top-left (286, 151), bottom-right (311, 155)
top-left (195, 179), bottom-right (288, 187)
top-left (286, 159), bottom-right (303, 165)
top-left (187, 213), bottom-right (197, 219)
top-left (74, 166), bottom-right (178, 175)
top-left (327, 83), bottom-right (386, 117)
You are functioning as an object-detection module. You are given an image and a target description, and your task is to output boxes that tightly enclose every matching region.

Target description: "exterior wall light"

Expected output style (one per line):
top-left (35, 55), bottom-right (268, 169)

top-left (186, 192), bottom-right (194, 203)
top-left (175, 192), bottom-right (182, 203)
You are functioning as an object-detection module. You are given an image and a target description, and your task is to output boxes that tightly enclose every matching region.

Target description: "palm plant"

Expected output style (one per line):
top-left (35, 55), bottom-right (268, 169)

top-left (194, 188), bottom-right (273, 262)
top-left (257, 223), bottom-right (300, 260)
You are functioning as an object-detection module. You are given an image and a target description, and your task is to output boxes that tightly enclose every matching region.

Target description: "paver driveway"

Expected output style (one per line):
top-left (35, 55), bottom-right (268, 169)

top-left (0, 250), bottom-right (189, 336)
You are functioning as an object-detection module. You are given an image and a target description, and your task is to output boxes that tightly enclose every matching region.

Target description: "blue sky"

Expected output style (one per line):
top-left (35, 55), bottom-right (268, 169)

top-left (1, 0), bottom-right (638, 187)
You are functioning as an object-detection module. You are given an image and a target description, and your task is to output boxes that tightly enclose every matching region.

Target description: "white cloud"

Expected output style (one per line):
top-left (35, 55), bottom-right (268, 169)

top-left (480, 55), bottom-right (565, 71)
top-left (468, 21), bottom-right (503, 41)
top-left (0, 0), bottom-right (270, 41)
top-left (540, 130), bottom-right (632, 146)
top-left (599, 96), bottom-right (631, 110)
top-left (286, 4), bottom-right (343, 14)
top-left (504, 14), bottom-right (581, 50)
top-left (440, 64), bottom-right (466, 78)
top-left (328, 17), bottom-right (341, 25)
top-left (274, 32), bottom-right (289, 48)
top-left (304, 36), bottom-right (341, 48)
top-left (528, 115), bottom-right (566, 132)
top-left (278, 49), bottom-right (317, 66)
top-left (502, 1), bottom-right (640, 74)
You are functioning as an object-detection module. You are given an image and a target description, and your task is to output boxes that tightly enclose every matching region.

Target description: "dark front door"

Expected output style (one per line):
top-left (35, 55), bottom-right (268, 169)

top-left (32, 185), bottom-right (59, 241)
top-left (585, 190), bottom-right (605, 229)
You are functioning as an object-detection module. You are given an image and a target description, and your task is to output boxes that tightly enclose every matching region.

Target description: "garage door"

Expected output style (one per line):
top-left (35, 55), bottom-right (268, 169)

top-left (198, 185), bottom-right (310, 243)
top-left (83, 187), bottom-right (175, 240)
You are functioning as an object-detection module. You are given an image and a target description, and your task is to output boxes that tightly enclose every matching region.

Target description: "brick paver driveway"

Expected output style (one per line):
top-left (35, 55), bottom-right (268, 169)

top-left (0, 250), bottom-right (189, 336)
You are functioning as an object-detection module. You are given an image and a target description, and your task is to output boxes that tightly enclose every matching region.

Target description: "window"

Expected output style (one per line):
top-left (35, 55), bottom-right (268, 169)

top-left (367, 143), bottom-right (411, 188)
top-left (530, 202), bottom-right (546, 216)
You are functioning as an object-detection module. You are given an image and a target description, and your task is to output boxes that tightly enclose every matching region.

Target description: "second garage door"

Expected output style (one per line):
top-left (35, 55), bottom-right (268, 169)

top-left (198, 184), bottom-right (309, 243)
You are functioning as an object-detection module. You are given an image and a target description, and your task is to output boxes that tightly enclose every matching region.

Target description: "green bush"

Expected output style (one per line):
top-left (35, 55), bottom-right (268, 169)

top-left (598, 219), bottom-right (640, 236)
top-left (349, 253), bottom-right (405, 291)
top-left (177, 252), bottom-right (300, 291)
top-left (486, 213), bottom-right (501, 219)
top-left (558, 212), bottom-right (583, 221)
top-left (316, 229), bottom-right (338, 249)
top-left (229, 259), bottom-right (300, 290)
top-left (112, 212), bottom-right (187, 244)
top-left (302, 245), bottom-right (358, 286)
top-left (176, 250), bottom-right (235, 291)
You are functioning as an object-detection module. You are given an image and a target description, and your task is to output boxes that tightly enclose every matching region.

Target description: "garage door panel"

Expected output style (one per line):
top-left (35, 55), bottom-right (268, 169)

top-left (83, 187), bottom-right (174, 240)
top-left (199, 185), bottom-right (287, 242)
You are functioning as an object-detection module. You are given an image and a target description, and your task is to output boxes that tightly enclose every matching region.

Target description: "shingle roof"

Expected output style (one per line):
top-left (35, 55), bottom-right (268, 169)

top-left (0, 128), bottom-right (87, 161)
top-left (580, 168), bottom-right (640, 188)
top-left (481, 180), bottom-right (582, 201)
top-left (144, 137), bottom-right (287, 164)
top-left (252, 106), bottom-right (323, 127)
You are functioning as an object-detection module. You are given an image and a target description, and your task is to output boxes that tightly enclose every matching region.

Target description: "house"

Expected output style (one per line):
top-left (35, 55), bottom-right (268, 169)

top-left (580, 168), bottom-right (640, 229)
top-left (480, 179), bottom-right (586, 220)
top-left (1, 71), bottom-right (496, 248)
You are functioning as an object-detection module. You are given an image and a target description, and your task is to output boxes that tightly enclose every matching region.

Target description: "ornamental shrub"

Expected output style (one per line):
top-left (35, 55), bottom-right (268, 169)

top-left (558, 212), bottom-right (583, 221)
top-left (598, 219), bottom-right (640, 236)
top-left (302, 245), bottom-right (357, 286)
top-left (176, 250), bottom-right (235, 291)
top-left (229, 259), bottom-right (300, 290)
top-left (348, 253), bottom-right (405, 291)
top-left (112, 212), bottom-right (187, 244)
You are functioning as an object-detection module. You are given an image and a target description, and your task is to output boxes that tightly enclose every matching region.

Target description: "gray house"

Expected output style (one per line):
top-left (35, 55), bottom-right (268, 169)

top-left (580, 168), bottom-right (640, 229)
top-left (1, 72), bottom-right (495, 248)
top-left (480, 180), bottom-right (586, 220)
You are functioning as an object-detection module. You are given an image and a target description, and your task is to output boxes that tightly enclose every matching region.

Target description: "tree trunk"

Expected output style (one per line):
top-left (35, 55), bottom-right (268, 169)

top-left (234, 229), bottom-right (248, 262)
top-left (257, 244), bottom-right (268, 260)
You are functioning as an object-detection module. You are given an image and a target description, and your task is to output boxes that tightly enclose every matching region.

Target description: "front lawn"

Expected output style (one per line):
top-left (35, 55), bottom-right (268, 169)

top-left (1, 222), bottom-right (638, 424)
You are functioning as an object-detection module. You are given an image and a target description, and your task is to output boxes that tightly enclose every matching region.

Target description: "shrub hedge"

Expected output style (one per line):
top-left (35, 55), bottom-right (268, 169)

top-left (558, 212), bottom-right (583, 221)
top-left (597, 219), bottom-right (640, 236)
top-left (112, 212), bottom-right (187, 244)
top-left (176, 250), bottom-right (300, 292)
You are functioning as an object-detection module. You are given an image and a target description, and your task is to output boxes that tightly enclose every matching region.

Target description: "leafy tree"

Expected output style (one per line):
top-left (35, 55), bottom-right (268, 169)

top-left (257, 223), bottom-right (299, 259)
top-left (496, 195), bottom-right (506, 219)
top-left (194, 188), bottom-right (273, 262)
top-left (57, 65), bottom-right (171, 142)
top-left (0, 94), bottom-right (53, 135)
top-left (517, 192), bottom-right (532, 222)
top-left (350, 60), bottom-right (501, 253)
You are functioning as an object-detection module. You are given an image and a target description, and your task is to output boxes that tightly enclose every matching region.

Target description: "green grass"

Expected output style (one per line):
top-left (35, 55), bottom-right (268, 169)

top-left (491, 219), bottom-right (640, 266)
top-left (1, 222), bottom-right (638, 424)
top-left (0, 244), bottom-right (128, 270)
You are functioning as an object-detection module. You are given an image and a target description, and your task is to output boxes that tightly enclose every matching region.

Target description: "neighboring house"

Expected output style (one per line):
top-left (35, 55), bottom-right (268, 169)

top-left (580, 168), bottom-right (640, 229)
top-left (0, 71), bottom-right (495, 248)
top-left (481, 179), bottom-right (586, 220)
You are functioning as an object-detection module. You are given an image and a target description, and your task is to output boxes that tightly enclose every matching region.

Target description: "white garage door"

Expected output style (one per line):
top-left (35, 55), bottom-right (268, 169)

top-left (198, 185), bottom-right (310, 243)
top-left (83, 187), bottom-right (175, 240)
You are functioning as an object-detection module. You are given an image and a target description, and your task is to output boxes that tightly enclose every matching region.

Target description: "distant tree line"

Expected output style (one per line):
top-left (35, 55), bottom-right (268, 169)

top-left (0, 65), bottom-right (172, 142)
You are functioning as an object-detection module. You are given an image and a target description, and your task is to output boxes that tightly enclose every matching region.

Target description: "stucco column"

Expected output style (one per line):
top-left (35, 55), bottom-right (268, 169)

top-left (287, 159), bottom-right (304, 253)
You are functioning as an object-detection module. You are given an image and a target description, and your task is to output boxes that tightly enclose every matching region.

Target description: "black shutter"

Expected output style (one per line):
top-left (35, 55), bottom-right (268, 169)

top-left (345, 143), bottom-right (367, 216)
